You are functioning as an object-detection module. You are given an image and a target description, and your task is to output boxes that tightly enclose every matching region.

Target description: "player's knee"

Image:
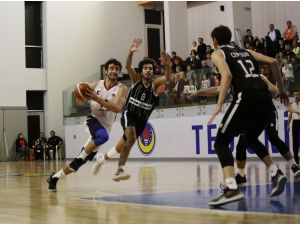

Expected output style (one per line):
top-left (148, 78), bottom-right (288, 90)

top-left (93, 129), bottom-right (109, 146)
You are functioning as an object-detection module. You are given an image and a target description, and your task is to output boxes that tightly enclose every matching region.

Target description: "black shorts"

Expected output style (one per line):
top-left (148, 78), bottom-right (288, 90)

top-left (216, 92), bottom-right (272, 144)
top-left (121, 110), bottom-right (148, 139)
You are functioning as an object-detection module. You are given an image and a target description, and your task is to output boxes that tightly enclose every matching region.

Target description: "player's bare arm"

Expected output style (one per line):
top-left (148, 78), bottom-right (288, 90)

top-left (87, 84), bottom-right (128, 113)
top-left (208, 50), bottom-right (232, 124)
top-left (153, 51), bottom-right (172, 93)
top-left (187, 86), bottom-right (220, 100)
top-left (126, 38), bottom-right (143, 84)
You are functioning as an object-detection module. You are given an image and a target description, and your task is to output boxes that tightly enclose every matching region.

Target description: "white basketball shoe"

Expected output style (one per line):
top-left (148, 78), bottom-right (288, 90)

top-left (92, 154), bottom-right (104, 175)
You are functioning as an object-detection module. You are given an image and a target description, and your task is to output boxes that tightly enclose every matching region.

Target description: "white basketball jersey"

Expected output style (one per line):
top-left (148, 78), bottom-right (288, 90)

top-left (90, 80), bottom-right (122, 133)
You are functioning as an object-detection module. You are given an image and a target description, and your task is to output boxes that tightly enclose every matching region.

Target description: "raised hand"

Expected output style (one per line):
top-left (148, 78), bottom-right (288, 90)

top-left (129, 38), bottom-right (142, 54)
top-left (160, 51), bottom-right (171, 65)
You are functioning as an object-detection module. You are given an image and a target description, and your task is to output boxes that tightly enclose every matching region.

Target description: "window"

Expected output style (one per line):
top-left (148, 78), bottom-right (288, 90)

top-left (25, 1), bottom-right (43, 68)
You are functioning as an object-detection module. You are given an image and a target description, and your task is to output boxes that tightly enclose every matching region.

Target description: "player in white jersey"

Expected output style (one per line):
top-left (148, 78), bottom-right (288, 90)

top-left (47, 59), bottom-right (128, 192)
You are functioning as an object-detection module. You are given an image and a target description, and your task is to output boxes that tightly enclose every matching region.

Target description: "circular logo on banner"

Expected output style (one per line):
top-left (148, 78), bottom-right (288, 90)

top-left (138, 122), bottom-right (156, 155)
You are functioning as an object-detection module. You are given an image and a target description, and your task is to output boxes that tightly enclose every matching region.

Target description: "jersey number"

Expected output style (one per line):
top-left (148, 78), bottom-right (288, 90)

top-left (237, 60), bottom-right (259, 78)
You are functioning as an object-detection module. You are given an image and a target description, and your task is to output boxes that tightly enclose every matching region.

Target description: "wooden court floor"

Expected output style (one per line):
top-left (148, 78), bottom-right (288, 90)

top-left (0, 159), bottom-right (299, 223)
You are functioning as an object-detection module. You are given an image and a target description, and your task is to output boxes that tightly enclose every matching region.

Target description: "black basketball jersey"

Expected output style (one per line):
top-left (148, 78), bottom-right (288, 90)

top-left (220, 46), bottom-right (268, 97)
top-left (124, 80), bottom-right (159, 120)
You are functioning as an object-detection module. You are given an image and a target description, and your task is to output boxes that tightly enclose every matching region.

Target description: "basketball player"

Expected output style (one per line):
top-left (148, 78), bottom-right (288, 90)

top-left (288, 91), bottom-right (300, 166)
top-left (47, 59), bottom-right (128, 191)
top-left (207, 25), bottom-right (289, 207)
top-left (91, 38), bottom-right (171, 181)
top-left (188, 74), bottom-right (300, 188)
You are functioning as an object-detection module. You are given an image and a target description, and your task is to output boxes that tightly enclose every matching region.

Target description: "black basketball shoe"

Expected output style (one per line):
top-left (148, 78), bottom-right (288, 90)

top-left (47, 173), bottom-right (58, 192)
top-left (235, 173), bottom-right (247, 187)
top-left (291, 164), bottom-right (300, 178)
top-left (270, 169), bottom-right (287, 197)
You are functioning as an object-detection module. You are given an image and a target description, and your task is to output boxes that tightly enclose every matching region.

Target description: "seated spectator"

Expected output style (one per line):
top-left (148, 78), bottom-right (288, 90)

top-left (33, 132), bottom-right (49, 160)
top-left (292, 41), bottom-right (300, 60)
top-left (186, 50), bottom-right (201, 70)
top-left (191, 41), bottom-right (198, 52)
top-left (200, 60), bottom-right (212, 76)
top-left (200, 74), bottom-right (211, 103)
top-left (243, 29), bottom-right (254, 47)
top-left (206, 53), bottom-right (214, 71)
top-left (276, 51), bottom-right (285, 69)
top-left (171, 56), bottom-right (185, 73)
top-left (172, 68), bottom-right (186, 105)
top-left (206, 45), bottom-right (214, 55)
top-left (46, 130), bottom-right (63, 160)
top-left (186, 65), bottom-right (195, 85)
top-left (15, 133), bottom-right (29, 160)
top-left (285, 42), bottom-right (296, 62)
top-left (281, 59), bottom-right (295, 94)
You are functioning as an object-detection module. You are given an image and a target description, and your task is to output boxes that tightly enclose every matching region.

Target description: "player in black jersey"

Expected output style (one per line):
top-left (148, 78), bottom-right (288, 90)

top-left (92, 38), bottom-right (172, 181)
top-left (207, 25), bottom-right (289, 207)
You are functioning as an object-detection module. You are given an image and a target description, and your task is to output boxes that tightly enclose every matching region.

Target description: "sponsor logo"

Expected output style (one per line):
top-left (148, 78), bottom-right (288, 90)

top-left (138, 122), bottom-right (156, 155)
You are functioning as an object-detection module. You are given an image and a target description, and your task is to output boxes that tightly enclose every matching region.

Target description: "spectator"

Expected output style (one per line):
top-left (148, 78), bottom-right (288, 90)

top-left (282, 59), bottom-right (295, 94)
top-left (172, 67), bottom-right (186, 105)
top-left (171, 56), bottom-right (184, 73)
top-left (15, 133), bottom-right (29, 160)
top-left (206, 53), bottom-right (214, 71)
top-left (292, 41), bottom-right (300, 60)
top-left (46, 130), bottom-right (63, 160)
top-left (276, 51), bottom-right (285, 69)
top-left (267, 23), bottom-right (281, 53)
top-left (186, 65), bottom-right (195, 85)
top-left (243, 29), bottom-right (254, 47)
top-left (284, 20), bottom-right (299, 46)
top-left (200, 74), bottom-right (211, 103)
top-left (186, 50), bottom-right (201, 70)
top-left (196, 37), bottom-right (207, 61)
top-left (285, 43), bottom-right (296, 62)
top-left (191, 41), bottom-right (198, 52)
top-left (200, 60), bottom-right (211, 76)
top-left (34, 132), bottom-right (48, 160)
top-left (206, 45), bottom-right (214, 55)
top-left (265, 35), bottom-right (276, 58)
top-left (230, 41), bottom-right (237, 48)
top-left (279, 38), bottom-right (286, 53)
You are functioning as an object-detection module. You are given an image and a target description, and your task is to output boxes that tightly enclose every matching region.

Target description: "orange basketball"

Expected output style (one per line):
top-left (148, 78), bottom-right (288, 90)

top-left (74, 82), bottom-right (91, 101)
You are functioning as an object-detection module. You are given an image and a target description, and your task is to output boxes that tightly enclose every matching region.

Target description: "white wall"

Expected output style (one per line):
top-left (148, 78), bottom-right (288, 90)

top-left (187, 1), bottom-right (234, 48)
top-left (0, 2), bottom-right (46, 107)
top-left (44, 1), bottom-right (145, 137)
top-left (251, 1), bottom-right (300, 38)
top-left (232, 1), bottom-right (252, 38)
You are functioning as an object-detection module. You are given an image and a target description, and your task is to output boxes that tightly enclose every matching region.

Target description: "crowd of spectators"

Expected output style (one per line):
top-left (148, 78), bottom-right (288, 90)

top-left (16, 130), bottom-right (63, 161)
top-left (156, 20), bottom-right (300, 107)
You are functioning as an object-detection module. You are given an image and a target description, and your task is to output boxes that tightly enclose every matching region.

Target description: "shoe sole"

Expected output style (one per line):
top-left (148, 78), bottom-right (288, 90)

top-left (237, 182), bottom-right (247, 187)
top-left (113, 174), bottom-right (131, 182)
top-left (209, 193), bottom-right (244, 207)
top-left (270, 176), bottom-right (287, 197)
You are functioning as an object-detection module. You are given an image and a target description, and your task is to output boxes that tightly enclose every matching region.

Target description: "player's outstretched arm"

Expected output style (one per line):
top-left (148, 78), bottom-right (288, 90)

top-left (187, 86), bottom-right (220, 100)
top-left (126, 38), bottom-right (143, 84)
top-left (153, 51), bottom-right (172, 93)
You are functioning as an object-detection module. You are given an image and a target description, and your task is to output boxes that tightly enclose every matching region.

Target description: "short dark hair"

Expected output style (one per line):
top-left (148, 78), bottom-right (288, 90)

top-left (198, 37), bottom-right (203, 41)
top-left (190, 49), bottom-right (197, 55)
top-left (211, 25), bottom-right (232, 46)
top-left (104, 58), bottom-right (122, 71)
top-left (138, 58), bottom-right (156, 74)
top-left (171, 51), bottom-right (176, 55)
top-left (50, 130), bottom-right (55, 134)
top-left (246, 29), bottom-right (251, 32)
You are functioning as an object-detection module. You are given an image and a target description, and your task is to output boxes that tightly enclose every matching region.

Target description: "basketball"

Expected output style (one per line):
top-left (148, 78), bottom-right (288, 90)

top-left (74, 82), bottom-right (91, 101)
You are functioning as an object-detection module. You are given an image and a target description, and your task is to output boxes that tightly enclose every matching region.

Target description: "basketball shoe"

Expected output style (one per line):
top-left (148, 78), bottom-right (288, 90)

top-left (209, 184), bottom-right (244, 207)
top-left (92, 154), bottom-right (104, 175)
top-left (112, 167), bottom-right (130, 182)
top-left (270, 169), bottom-right (287, 197)
top-left (47, 173), bottom-right (58, 192)
top-left (235, 173), bottom-right (247, 187)
top-left (291, 164), bottom-right (300, 178)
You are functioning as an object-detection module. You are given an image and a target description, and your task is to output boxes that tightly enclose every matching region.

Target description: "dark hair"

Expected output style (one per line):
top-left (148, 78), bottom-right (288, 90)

top-left (171, 51), bottom-right (176, 56)
top-left (246, 29), bottom-right (251, 32)
top-left (211, 25), bottom-right (232, 45)
top-left (50, 130), bottom-right (55, 134)
top-left (198, 37), bottom-right (203, 41)
top-left (138, 58), bottom-right (156, 74)
top-left (190, 49), bottom-right (197, 55)
top-left (104, 58), bottom-right (122, 71)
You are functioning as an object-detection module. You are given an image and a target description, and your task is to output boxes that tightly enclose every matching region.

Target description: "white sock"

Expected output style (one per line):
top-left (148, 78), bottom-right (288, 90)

top-left (53, 169), bottom-right (65, 179)
top-left (225, 177), bottom-right (237, 189)
top-left (269, 163), bottom-right (278, 177)
top-left (238, 168), bottom-right (245, 177)
top-left (106, 146), bottom-right (119, 159)
top-left (78, 149), bottom-right (88, 160)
